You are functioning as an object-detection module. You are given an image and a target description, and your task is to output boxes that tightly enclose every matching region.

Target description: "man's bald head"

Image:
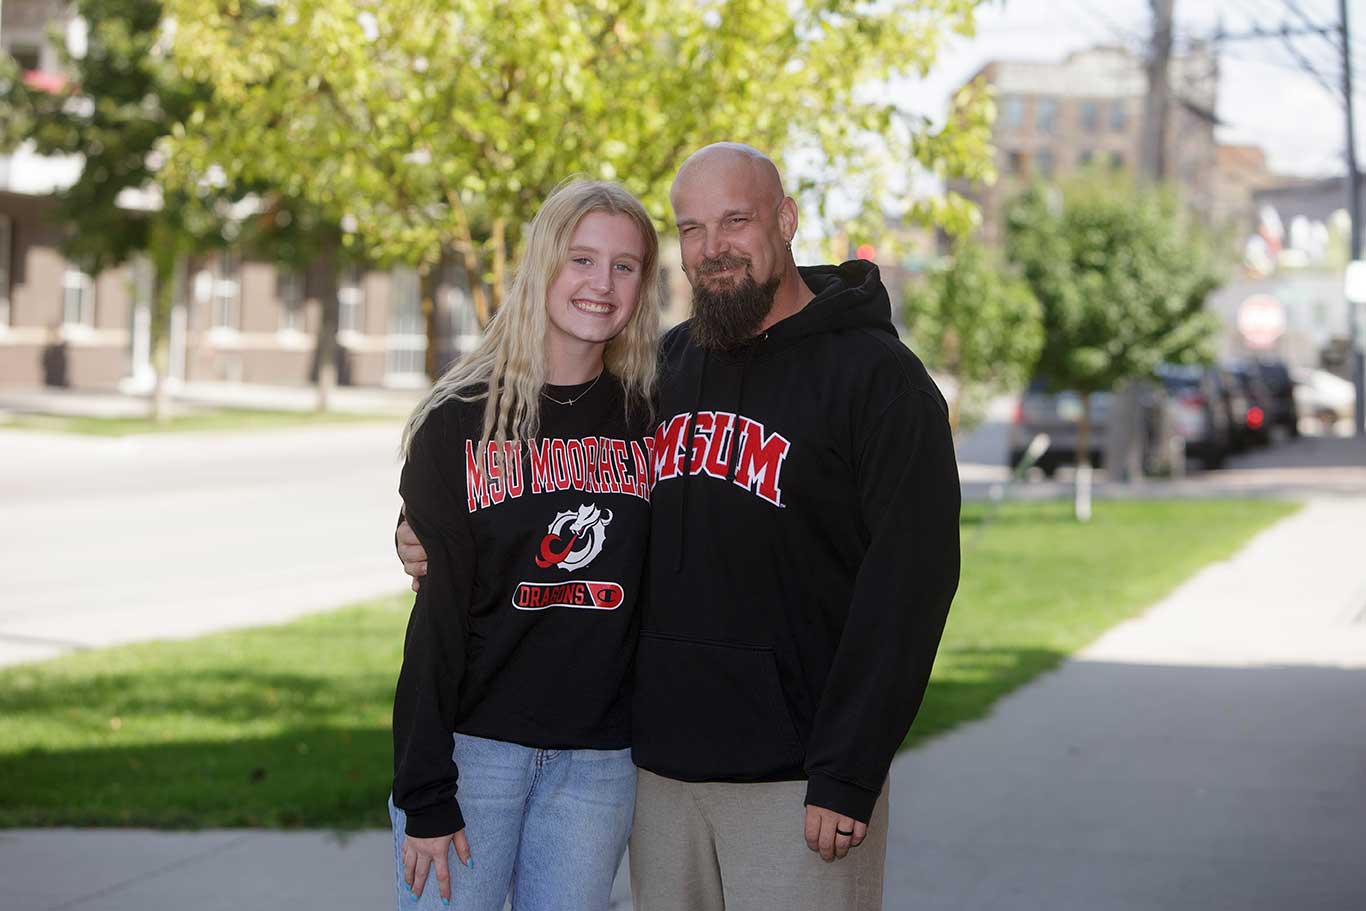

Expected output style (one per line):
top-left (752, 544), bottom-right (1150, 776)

top-left (670, 142), bottom-right (803, 350)
top-left (671, 143), bottom-right (786, 209)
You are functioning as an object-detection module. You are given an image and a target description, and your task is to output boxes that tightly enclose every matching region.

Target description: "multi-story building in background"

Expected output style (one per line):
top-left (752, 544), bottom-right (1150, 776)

top-left (0, 1), bottom-right (486, 391)
top-left (0, 2), bottom-right (686, 392)
top-left (949, 45), bottom-right (1223, 245)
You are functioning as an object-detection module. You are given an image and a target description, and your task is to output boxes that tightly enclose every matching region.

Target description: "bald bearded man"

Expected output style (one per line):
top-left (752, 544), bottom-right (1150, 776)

top-left (397, 144), bottom-right (960, 910)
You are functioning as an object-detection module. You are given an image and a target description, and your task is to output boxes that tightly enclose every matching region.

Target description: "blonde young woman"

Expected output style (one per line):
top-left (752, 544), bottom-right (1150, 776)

top-left (389, 181), bottom-right (660, 910)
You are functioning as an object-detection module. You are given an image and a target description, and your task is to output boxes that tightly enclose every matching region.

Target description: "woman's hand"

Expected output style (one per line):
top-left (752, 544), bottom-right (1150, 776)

top-left (402, 829), bottom-right (472, 904)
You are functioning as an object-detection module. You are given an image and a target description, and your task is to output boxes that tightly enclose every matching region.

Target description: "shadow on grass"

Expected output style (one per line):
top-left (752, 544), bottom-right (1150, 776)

top-left (902, 645), bottom-right (1067, 751)
top-left (0, 724), bottom-right (393, 829)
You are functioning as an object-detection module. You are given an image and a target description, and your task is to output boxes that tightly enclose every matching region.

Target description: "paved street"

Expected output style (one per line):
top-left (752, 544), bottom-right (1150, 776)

top-left (0, 421), bottom-right (409, 667)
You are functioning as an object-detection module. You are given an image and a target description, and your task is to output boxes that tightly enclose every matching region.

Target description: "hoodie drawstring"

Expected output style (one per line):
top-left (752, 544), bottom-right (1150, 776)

top-left (724, 342), bottom-right (758, 484)
top-left (674, 352), bottom-right (707, 572)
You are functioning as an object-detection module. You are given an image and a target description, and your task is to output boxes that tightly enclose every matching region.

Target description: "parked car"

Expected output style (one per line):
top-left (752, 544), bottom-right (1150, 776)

top-left (1155, 364), bottom-right (1232, 469)
top-left (1252, 359), bottom-right (1299, 437)
top-left (1292, 367), bottom-right (1356, 432)
top-left (1222, 362), bottom-right (1274, 448)
top-left (1008, 380), bottom-right (1168, 477)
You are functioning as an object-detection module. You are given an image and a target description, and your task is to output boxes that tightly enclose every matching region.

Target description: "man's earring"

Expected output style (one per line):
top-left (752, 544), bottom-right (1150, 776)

top-left (785, 240), bottom-right (792, 251)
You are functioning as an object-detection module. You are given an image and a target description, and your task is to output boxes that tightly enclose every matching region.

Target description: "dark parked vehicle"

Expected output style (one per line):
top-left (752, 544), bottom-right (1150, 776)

top-left (1008, 380), bottom-right (1168, 477)
top-left (1252, 359), bottom-right (1299, 437)
top-left (1156, 364), bottom-right (1232, 469)
top-left (1223, 363), bottom-right (1274, 448)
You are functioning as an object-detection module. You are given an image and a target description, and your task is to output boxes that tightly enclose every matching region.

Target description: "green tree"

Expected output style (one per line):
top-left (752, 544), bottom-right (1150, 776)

top-left (0, 2), bottom-right (356, 414)
top-left (904, 238), bottom-right (1042, 437)
top-left (0, 0), bottom-right (227, 419)
top-left (159, 0), bottom-right (995, 368)
top-left (1004, 177), bottom-right (1222, 469)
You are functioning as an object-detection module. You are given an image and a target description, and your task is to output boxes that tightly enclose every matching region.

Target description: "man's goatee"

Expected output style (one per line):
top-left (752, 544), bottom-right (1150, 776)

top-left (690, 259), bottom-right (779, 352)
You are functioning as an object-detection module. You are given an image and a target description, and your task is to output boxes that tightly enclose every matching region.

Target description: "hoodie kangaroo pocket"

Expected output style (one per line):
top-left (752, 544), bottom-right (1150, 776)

top-left (631, 630), bottom-right (804, 781)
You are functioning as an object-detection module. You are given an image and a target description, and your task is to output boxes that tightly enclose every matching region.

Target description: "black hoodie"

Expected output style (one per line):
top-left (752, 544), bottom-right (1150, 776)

top-left (630, 260), bottom-right (961, 824)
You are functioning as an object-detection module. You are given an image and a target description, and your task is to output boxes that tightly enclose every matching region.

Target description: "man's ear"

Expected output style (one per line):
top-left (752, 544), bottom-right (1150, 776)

top-left (778, 196), bottom-right (799, 248)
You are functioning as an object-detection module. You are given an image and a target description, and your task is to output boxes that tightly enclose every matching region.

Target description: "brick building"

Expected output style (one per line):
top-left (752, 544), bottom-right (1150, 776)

top-left (1, 1), bottom-right (686, 392)
top-left (949, 45), bottom-right (1222, 245)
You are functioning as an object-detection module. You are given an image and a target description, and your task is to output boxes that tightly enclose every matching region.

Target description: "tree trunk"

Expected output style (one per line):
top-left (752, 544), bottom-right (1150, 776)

top-left (445, 191), bottom-right (492, 328)
top-left (420, 254), bottom-right (444, 381)
top-left (1076, 392), bottom-right (1092, 470)
top-left (312, 244), bottom-right (340, 414)
top-left (148, 251), bottom-right (186, 424)
top-left (488, 218), bottom-right (507, 316)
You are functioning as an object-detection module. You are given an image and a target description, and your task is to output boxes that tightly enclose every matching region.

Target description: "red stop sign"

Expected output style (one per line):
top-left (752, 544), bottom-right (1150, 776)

top-left (1237, 294), bottom-right (1286, 349)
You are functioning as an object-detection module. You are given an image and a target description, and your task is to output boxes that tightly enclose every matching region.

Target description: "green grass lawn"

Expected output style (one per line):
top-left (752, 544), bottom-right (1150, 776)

top-left (0, 498), bottom-right (1297, 829)
top-left (0, 408), bottom-right (398, 436)
top-left (905, 497), bottom-right (1299, 748)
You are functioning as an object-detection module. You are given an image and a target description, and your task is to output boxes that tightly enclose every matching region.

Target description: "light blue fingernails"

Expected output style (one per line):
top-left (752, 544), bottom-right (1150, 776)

top-left (465, 858), bottom-right (474, 869)
top-left (442, 899), bottom-right (451, 908)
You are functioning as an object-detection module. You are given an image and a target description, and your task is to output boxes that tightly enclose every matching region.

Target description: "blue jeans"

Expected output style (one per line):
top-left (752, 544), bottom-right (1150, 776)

top-left (388, 732), bottom-right (635, 910)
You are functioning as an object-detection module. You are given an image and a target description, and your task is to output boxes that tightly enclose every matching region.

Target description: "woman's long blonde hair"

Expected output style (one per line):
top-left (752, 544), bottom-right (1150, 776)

top-left (401, 180), bottom-right (661, 460)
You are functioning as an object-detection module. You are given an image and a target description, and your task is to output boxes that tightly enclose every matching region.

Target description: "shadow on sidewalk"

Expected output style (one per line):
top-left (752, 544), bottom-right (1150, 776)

top-left (888, 658), bottom-right (1366, 911)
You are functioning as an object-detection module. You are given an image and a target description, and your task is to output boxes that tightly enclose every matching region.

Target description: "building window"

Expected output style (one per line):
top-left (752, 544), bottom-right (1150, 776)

top-left (1001, 95), bottom-right (1025, 131)
top-left (1110, 102), bottom-right (1128, 132)
top-left (0, 214), bottom-right (10, 329)
top-left (277, 269), bottom-right (306, 332)
top-left (1109, 151), bottom-right (1126, 171)
top-left (1080, 101), bottom-right (1099, 133)
top-left (338, 267), bottom-right (366, 334)
top-left (386, 266), bottom-right (428, 383)
top-left (1078, 149), bottom-right (1095, 168)
top-left (62, 268), bottom-right (96, 327)
top-left (1035, 98), bottom-right (1058, 133)
top-left (1006, 149), bottom-right (1026, 175)
top-left (211, 251), bottom-right (241, 330)
top-left (9, 45), bottom-right (41, 72)
top-left (1036, 149), bottom-right (1056, 179)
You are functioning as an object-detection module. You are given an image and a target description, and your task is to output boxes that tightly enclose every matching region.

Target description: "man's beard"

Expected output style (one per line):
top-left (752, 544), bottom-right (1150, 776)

top-left (689, 254), bottom-right (779, 352)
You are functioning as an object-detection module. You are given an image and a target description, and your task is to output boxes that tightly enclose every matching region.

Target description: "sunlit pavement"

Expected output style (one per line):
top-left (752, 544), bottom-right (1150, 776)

top-left (0, 422), bottom-right (409, 667)
top-left (882, 495), bottom-right (1366, 909)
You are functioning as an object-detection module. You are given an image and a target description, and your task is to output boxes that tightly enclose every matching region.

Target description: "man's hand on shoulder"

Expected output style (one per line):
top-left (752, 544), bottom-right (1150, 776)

top-left (803, 803), bottom-right (867, 862)
top-left (396, 506), bottom-right (429, 593)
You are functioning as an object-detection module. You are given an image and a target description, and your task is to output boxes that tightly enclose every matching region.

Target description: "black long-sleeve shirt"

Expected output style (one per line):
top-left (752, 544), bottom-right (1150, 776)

top-left (392, 375), bottom-right (652, 837)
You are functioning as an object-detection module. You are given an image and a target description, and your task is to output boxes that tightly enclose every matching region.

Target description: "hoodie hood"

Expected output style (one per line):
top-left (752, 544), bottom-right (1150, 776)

top-left (757, 259), bottom-right (896, 353)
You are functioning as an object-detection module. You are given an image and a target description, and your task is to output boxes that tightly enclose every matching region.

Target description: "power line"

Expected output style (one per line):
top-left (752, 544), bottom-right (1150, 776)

top-left (1282, 0), bottom-right (1341, 48)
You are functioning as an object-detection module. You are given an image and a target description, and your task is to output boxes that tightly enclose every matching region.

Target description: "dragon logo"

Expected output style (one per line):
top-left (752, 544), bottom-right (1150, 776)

top-left (535, 503), bottom-right (613, 572)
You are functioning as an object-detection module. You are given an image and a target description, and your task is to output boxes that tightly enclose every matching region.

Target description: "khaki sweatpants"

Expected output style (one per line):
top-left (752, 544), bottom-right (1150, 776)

top-left (628, 769), bottom-right (889, 911)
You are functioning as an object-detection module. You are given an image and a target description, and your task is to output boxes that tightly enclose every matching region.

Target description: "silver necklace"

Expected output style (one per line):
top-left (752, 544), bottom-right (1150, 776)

top-left (541, 371), bottom-right (603, 406)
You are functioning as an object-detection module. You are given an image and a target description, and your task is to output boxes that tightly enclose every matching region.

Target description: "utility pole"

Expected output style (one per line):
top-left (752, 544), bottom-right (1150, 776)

top-left (1341, 0), bottom-right (1365, 437)
top-left (1141, 0), bottom-right (1175, 183)
top-left (1110, 0), bottom-right (1177, 483)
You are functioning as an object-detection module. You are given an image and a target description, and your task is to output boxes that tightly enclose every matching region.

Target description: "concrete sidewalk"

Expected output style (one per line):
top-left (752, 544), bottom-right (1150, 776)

top-left (882, 495), bottom-right (1366, 910)
top-left (0, 381), bottom-right (421, 419)
top-left (3, 497), bottom-right (1363, 909)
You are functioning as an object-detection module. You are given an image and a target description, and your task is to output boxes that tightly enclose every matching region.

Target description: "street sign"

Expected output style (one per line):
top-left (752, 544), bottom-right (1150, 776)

top-left (1237, 294), bottom-right (1286, 349)
top-left (1345, 260), bottom-right (1366, 304)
